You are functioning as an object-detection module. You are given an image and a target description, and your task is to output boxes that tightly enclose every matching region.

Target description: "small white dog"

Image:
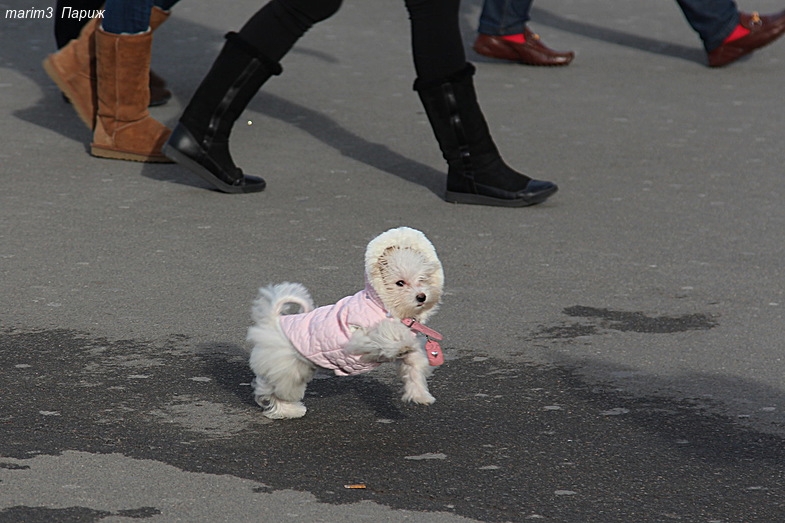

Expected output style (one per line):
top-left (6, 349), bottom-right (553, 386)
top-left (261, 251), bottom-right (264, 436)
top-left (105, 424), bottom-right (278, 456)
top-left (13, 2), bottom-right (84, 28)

top-left (247, 227), bottom-right (444, 419)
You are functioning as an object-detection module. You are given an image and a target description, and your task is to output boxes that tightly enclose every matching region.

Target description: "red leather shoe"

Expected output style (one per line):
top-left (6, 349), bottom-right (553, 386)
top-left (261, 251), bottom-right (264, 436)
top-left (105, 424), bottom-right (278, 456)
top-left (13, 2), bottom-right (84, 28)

top-left (708, 10), bottom-right (785, 67)
top-left (473, 27), bottom-right (574, 66)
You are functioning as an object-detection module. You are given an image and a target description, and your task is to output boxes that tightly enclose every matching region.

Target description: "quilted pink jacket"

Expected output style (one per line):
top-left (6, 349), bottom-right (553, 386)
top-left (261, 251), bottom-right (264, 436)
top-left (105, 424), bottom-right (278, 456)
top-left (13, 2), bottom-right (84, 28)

top-left (278, 285), bottom-right (389, 376)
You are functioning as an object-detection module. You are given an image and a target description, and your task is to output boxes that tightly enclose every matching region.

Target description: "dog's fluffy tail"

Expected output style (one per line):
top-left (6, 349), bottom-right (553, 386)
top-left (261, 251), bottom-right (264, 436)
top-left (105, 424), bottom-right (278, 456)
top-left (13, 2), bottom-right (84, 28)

top-left (251, 282), bottom-right (314, 325)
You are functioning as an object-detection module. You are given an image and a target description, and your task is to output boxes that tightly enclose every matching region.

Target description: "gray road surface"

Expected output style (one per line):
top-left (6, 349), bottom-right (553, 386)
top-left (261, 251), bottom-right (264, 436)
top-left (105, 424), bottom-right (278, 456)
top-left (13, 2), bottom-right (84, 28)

top-left (2, 0), bottom-right (785, 521)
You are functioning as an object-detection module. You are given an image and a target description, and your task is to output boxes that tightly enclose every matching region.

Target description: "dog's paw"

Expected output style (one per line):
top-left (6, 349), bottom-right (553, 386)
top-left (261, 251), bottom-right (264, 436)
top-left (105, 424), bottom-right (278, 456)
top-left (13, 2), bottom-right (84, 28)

top-left (402, 389), bottom-right (436, 405)
top-left (346, 319), bottom-right (417, 362)
top-left (256, 395), bottom-right (307, 419)
top-left (371, 320), bottom-right (419, 359)
top-left (265, 403), bottom-right (307, 419)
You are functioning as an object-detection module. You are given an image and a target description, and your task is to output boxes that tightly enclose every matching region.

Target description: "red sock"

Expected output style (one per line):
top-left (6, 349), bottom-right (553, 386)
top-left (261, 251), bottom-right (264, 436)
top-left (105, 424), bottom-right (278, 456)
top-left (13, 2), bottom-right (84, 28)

top-left (723, 23), bottom-right (750, 43)
top-left (501, 33), bottom-right (526, 44)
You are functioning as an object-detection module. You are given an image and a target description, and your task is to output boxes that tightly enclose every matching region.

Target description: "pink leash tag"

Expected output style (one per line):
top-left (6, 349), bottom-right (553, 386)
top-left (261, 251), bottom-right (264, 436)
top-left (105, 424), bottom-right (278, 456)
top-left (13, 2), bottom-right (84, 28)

top-left (402, 318), bottom-right (445, 366)
top-left (425, 339), bottom-right (444, 366)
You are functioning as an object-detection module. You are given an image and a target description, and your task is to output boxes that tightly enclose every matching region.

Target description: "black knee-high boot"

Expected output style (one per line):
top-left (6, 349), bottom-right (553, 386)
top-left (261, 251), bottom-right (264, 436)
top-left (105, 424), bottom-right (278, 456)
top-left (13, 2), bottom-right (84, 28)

top-left (415, 64), bottom-right (558, 207)
top-left (164, 32), bottom-right (282, 194)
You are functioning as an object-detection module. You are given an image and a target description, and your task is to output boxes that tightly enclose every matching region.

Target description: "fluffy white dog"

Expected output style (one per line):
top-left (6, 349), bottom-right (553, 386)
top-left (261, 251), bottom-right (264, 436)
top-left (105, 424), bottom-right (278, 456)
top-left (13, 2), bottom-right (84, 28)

top-left (247, 227), bottom-right (444, 419)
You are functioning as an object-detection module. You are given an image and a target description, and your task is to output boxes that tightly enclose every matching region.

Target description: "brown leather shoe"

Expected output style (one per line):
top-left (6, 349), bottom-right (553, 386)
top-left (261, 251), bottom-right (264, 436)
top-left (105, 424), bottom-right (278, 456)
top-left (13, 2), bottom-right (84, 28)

top-left (473, 27), bottom-right (574, 66)
top-left (708, 10), bottom-right (785, 67)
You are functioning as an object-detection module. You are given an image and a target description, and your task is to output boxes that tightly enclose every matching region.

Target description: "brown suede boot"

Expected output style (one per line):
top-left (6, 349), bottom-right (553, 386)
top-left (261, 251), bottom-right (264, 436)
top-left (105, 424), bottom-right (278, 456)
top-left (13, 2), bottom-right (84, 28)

top-left (149, 6), bottom-right (169, 31)
top-left (91, 27), bottom-right (172, 163)
top-left (42, 16), bottom-right (100, 129)
top-left (43, 7), bottom-right (173, 128)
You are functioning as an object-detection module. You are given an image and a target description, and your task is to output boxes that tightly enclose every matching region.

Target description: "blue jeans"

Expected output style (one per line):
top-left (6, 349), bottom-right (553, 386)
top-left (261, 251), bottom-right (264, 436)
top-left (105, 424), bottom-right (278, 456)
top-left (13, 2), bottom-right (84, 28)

top-left (477, 0), bottom-right (739, 52)
top-left (102, 0), bottom-right (180, 34)
top-left (675, 0), bottom-right (739, 51)
top-left (477, 0), bottom-right (533, 36)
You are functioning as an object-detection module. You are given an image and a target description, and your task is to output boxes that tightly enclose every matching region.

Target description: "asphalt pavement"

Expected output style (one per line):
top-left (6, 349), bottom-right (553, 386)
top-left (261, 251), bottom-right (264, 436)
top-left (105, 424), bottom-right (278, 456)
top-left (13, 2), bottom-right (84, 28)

top-left (2, 0), bottom-right (785, 521)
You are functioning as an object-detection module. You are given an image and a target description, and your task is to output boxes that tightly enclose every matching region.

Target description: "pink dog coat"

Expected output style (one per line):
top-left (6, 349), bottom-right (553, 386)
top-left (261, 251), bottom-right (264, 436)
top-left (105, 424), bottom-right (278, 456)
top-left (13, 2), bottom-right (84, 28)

top-left (278, 285), bottom-right (389, 376)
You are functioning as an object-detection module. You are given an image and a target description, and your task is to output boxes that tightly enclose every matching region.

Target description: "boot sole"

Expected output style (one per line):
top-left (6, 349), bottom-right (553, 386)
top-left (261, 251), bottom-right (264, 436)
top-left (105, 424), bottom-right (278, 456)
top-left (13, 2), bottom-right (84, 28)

top-left (473, 45), bottom-right (572, 67)
top-left (91, 144), bottom-right (173, 163)
top-left (162, 142), bottom-right (265, 194)
top-left (446, 186), bottom-right (558, 207)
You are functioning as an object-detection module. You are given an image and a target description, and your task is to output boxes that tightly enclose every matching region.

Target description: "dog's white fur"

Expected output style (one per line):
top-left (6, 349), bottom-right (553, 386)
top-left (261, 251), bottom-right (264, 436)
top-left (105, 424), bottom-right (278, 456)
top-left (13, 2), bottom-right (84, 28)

top-left (247, 227), bottom-right (443, 419)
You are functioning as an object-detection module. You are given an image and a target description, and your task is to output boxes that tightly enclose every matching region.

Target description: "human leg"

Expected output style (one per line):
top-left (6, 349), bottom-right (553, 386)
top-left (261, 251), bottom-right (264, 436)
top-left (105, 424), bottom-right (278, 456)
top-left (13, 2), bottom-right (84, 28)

top-left (236, 0), bottom-right (343, 61)
top-left (415, 65), bottom-right (557, 206)
top-left (101, 0), bottom-right (153, 33)
top-left (406, 0), bottom-right (557, 206)
top-left (164, 0), bottom-right (343, 193)
top-left (44, 16), bottom-right (101, 128)
top-left (89, 0), bottom-right (171, 162)
top-left (44, 0), bottom-right (176, 125)
top-left (477, 0), bottom-right (532, 36)
top-left (91, 25), bottom-right (172, 162)
top-left (706, 9), bottom-right (785, 66)
top-left (102, 0), bottom-right (176, 104)
top-left (675, 0), bottom-right (740, 51)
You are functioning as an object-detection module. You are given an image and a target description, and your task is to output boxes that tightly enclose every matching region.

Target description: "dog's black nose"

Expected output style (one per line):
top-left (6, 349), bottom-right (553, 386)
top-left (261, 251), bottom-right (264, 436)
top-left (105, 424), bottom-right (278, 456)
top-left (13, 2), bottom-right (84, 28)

top-left (416, 293), bottom-right (426, 303)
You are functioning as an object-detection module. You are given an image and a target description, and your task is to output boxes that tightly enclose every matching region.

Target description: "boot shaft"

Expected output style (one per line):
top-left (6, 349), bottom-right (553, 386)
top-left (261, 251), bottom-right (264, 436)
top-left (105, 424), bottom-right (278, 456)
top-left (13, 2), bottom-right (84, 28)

top-left (58, 16), bottom-right (100, 74)
top-left (415, 63), bottom-right (559, 207)
top-left (95, 27), bottom-right (152, 122)
top-left (92, 27), bottom-right (171, 163)
top-left (414, 64), bottom-right (500, 172)
top-left (42, 16), bottom-right (101, 129)
top-left (161, 32), bottom-right (278, 190)
top-left (149, 5), bottom-right (170, 31)
top-left (180, 32), bottom-right (282, 146)
top-left (44, 8), bottom-right (172, 131)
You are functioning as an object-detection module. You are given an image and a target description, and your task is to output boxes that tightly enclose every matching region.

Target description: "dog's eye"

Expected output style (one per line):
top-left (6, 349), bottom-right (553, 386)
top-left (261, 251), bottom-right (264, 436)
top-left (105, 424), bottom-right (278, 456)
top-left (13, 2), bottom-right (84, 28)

top-left (395, 280), bottom-right (406, 287)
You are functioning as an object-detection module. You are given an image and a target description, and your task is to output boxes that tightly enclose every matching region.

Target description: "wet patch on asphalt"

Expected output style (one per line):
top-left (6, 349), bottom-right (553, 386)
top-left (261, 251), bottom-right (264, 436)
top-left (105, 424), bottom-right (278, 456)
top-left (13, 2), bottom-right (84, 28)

top-left (1, 327), bottom-right (783, 522)
top-left (562, 306), bottom-right (718, 334)
top-left (0, 506), bottom-right (161, 522)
